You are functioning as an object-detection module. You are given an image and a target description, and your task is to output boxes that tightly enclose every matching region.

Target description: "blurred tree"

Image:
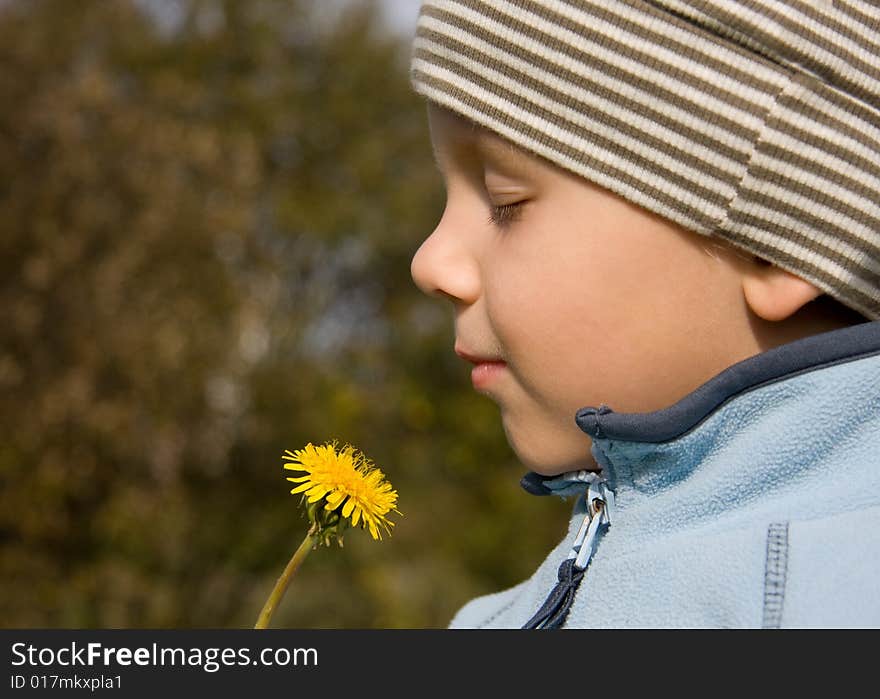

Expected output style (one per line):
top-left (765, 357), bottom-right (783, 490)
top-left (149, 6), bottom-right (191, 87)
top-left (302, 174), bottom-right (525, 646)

top-left (0, 0), bottom-right (571, 628)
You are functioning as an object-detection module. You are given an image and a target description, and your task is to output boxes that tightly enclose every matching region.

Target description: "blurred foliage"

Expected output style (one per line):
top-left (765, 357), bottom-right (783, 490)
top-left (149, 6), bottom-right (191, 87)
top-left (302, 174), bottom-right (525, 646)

top-left (0, 0), bottom-right (571, 628)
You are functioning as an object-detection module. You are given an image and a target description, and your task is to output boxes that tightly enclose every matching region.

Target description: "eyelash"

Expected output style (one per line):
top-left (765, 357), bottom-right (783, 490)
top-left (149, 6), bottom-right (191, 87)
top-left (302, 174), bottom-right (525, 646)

top-left (488, 202), bottom-right (525, 228)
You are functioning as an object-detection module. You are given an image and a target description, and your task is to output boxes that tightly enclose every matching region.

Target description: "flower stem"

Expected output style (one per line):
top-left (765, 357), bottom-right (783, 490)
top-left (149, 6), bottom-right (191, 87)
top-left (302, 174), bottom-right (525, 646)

top-left (254, 530), bottom-right (316, 629)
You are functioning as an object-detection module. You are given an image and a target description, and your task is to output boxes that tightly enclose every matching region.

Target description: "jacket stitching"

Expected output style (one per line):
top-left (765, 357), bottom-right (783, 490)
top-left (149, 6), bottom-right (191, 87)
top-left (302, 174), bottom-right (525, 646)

top-left (476, 595), bottom-right (519, 629)
top-left (762, 522), bottom-right (789, 629)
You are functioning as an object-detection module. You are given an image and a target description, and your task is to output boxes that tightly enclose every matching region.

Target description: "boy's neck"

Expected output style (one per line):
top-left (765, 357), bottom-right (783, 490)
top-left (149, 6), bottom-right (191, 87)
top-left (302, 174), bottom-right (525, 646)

top-left (750, 295), bottom-right (869, 355)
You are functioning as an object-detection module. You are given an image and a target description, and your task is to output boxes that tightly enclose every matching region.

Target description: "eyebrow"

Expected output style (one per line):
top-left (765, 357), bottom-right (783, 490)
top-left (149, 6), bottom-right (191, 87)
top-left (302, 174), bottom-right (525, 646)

top-left (477, 134), bottom-right (522, 163)
top-left (478, 134), bottom-right (543, 178)
top-left (431, 131), bottom-right (534, 176)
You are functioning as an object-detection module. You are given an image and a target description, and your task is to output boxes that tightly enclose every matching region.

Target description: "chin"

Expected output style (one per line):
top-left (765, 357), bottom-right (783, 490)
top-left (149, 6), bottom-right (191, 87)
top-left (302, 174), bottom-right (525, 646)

top-left (509, 438), bottom-right (598, 477)
top-left (524, 463), bottom-right (576, 477)
top-left (501, 411), bottom-right (599, 476)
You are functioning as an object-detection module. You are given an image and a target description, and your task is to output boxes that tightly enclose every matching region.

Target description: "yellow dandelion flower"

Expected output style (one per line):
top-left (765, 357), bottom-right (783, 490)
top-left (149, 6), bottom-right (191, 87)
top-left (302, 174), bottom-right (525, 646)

top-left (254, 441), bottom-right (401, 628)
top-left (283, 441), bottom-right (399, 543)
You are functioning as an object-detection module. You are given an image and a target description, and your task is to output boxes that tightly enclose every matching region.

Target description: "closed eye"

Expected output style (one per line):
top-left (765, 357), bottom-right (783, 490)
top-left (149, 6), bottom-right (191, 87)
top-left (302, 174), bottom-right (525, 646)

top-left (488, 201), bottom-right (526, 228)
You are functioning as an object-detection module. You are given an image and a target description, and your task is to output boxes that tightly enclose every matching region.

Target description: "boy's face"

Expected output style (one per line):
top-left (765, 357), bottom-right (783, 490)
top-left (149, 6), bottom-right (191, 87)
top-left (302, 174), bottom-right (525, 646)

top-left (412, 104), bottom-right (765, 476)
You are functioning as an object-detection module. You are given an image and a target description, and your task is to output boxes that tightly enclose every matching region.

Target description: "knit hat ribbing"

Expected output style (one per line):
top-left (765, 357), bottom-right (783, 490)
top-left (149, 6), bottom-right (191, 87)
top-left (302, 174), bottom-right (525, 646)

top-left (409, 0), bottom-right (880, 319)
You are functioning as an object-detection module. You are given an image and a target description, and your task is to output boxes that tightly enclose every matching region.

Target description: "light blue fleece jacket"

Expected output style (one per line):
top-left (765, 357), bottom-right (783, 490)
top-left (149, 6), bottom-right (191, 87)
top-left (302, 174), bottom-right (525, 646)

top-left (449, 320), bottom-right (880, 629)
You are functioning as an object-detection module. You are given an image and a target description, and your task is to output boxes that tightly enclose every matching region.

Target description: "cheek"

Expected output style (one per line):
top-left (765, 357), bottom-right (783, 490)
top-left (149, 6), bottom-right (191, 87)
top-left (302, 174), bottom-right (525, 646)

top-left (485, 236), bottom-right (601, 402)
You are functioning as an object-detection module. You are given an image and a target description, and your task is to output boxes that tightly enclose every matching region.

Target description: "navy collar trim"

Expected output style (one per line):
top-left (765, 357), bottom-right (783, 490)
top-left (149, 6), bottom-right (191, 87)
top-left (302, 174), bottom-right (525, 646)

top-left (575, 320), bottom-right (880, 444)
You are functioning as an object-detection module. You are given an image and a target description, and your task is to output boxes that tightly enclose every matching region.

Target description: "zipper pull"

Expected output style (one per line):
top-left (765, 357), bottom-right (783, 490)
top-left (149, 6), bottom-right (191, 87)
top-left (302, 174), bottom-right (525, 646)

top-left (573, 478), bottom-right (613, 568)
top-left (522, 475), bottom-right (612, 629)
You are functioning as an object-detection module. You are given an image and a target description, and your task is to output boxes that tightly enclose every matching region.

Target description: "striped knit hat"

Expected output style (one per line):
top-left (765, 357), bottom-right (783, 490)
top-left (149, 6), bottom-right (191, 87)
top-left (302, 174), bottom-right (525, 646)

top-left (409, 0), bottom-right (880, 320)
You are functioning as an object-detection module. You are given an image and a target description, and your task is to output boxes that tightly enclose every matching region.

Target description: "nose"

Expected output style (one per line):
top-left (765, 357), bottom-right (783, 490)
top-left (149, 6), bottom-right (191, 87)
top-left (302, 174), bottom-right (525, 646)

top-left (410, 210), bottom-right (481, 305)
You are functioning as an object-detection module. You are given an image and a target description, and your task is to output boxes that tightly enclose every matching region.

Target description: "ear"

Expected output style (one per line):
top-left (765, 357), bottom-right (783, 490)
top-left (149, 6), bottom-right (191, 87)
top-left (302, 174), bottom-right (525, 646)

top-left (742, 263), bottom-right (823, 322)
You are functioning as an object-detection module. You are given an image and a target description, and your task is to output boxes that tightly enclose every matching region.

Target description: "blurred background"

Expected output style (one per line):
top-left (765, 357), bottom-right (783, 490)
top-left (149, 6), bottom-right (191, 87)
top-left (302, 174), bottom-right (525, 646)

top-left (0, 0), bottom-right (571, 628)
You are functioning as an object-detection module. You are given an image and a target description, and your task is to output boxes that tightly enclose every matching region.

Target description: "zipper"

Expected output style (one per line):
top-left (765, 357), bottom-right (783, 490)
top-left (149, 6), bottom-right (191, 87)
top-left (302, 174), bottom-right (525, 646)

top-left (522, 472), bottom-right (613, 629)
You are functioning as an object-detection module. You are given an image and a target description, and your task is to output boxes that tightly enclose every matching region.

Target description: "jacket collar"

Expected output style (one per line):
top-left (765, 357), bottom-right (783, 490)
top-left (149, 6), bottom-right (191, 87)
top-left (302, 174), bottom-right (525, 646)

top-left (522, 319), bottom-right (880, 498)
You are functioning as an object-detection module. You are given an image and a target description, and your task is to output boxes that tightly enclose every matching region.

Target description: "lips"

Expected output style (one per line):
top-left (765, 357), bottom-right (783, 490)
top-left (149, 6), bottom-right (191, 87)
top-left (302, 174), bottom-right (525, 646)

top-left (455, 344), bottom-right (507, 390)
top-left (454, 343), bottom-right (503, 365)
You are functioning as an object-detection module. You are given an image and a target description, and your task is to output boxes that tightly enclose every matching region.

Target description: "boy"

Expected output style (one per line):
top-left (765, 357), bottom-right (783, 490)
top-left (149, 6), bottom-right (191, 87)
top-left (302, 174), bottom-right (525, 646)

top-left (407, 0), bottom-right (880, 628)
